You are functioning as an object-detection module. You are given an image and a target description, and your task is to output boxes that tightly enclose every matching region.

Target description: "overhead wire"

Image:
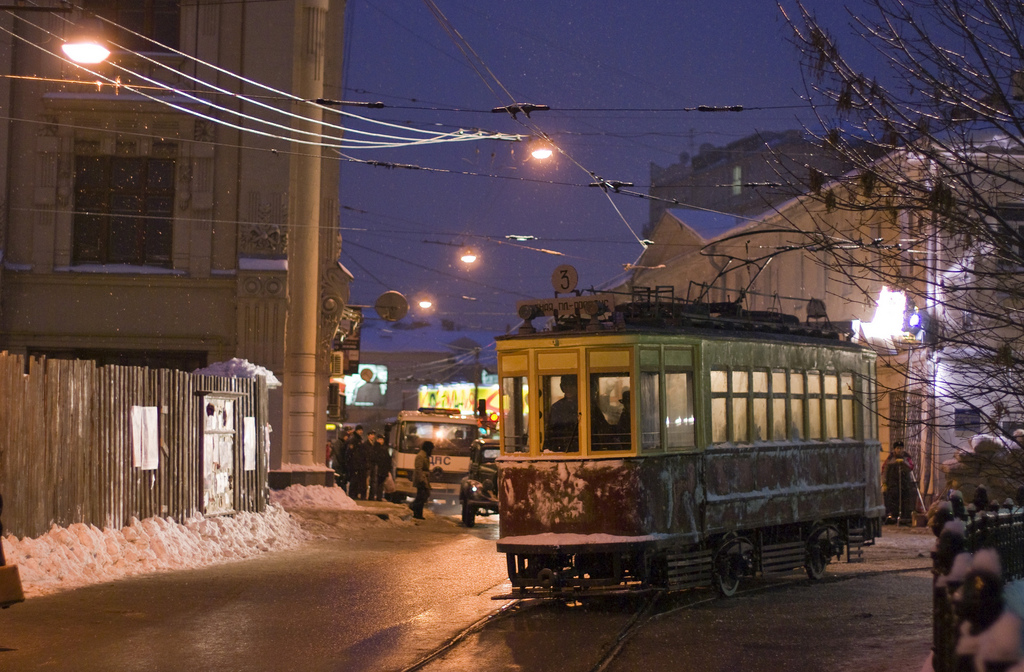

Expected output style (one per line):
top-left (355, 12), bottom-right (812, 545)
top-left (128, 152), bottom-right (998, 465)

top-left (2, 10), bottom-right (521, 151)
top-left (418, 0), bottom-right (650, 248)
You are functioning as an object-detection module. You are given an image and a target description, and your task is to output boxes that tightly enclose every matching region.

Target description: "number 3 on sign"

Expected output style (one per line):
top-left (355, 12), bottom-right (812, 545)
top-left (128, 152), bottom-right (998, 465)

top-left (552, 265), bottom-right (578, 293)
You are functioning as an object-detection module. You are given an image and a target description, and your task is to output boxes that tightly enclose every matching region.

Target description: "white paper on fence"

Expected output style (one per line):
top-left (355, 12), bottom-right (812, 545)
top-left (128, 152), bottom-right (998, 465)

top-left (130, 406), bottom-right (160, 470)
top-left (243, 416), bottom-right (257, 471)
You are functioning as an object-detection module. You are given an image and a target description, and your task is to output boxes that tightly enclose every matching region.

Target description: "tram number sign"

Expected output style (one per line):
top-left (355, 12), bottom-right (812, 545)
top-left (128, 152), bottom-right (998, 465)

top-left (517, 293), bottom-right (616, 318)
top-left (552, 265), bottom-right (578, 293)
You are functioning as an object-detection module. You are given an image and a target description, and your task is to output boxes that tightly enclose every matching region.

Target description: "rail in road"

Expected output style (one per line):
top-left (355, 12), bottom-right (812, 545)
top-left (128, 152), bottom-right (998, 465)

top-left (400, 562), bottom-right (931, 672)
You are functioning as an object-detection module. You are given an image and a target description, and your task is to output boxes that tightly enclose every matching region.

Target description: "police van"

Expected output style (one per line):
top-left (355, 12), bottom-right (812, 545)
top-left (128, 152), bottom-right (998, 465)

top-left (386, 408), bottom-right (489, 503)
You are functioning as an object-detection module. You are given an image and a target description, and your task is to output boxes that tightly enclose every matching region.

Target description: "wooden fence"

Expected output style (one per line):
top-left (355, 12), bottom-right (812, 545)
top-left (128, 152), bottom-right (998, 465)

top-left (0, 353), bottom-right (269, 539)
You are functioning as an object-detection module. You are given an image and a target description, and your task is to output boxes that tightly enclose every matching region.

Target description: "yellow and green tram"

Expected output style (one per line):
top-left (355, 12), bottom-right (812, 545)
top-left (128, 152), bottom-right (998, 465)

top-left (495, 304), bottom-right (884, 596)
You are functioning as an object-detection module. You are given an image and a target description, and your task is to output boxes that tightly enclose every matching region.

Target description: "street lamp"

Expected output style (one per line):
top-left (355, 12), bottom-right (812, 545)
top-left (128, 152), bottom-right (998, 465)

top-left (459, 247), bottom-right (477, 264)
top-left (0, 5), bottom-right (110, 64)
top-left (61, 16), bottom-right (109, 64)
top-left (530, 141), bottom-right (553, 160)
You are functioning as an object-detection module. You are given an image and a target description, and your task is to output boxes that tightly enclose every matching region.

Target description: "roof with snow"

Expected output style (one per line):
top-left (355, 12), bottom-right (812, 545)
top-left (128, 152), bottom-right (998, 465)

top-left (192, 358), bottom-right (282, 388)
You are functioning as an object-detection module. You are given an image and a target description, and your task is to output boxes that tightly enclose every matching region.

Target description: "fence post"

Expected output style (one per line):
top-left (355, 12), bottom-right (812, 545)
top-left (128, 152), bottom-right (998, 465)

top-left (0, 493), bottom-right (26, 608)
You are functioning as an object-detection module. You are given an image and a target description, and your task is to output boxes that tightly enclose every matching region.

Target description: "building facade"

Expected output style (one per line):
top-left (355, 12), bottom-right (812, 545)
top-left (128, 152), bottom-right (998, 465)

top-left (0, 1), bottom-right (349, 477)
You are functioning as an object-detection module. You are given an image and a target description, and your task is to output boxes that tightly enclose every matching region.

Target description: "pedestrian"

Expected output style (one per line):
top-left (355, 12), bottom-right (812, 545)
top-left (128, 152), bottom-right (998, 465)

top-left (350, 430), bottom-right (374, 500)
top-left (410, 440), bottom-right (434, 519)
top-left (330, 430), bottom-right (350, 489)
top-left (343, 426), bottom-right (364, 494)
top-left (882, 441), bottom-right (916, 524)
top-left (369, 433), bottom-right (391, 502)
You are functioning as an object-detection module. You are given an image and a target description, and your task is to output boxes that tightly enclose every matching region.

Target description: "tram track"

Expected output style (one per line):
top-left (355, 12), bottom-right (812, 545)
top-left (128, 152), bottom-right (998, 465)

top-left (396, 560), bottom-right (931, 672)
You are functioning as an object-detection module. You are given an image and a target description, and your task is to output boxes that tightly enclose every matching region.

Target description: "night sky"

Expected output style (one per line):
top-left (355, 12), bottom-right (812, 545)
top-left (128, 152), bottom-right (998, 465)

top-left (336, 1), bottom-right (880, 332)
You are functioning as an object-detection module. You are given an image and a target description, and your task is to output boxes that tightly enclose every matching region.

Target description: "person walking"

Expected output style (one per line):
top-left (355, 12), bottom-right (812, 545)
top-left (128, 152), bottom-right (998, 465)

top-left (369, 433), bottom-right (391, 501)
top-left (410, 440), bottom-right (434, 519)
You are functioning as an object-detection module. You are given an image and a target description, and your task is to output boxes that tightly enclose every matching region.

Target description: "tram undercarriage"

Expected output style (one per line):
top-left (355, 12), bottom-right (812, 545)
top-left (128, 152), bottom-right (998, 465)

top-left (503, 516), bottom-right (881, 597)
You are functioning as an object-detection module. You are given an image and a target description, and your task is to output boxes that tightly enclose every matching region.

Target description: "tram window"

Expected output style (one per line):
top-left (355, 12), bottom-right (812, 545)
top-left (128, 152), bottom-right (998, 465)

top-left (752, 370), bottom-right (768, 442)
top-left (733, 396), bottom-right (749, 442)
top-left (711, 368), bottom-right (728, 443)
top-left (841, 373), bottom-right (855, 438)
top-left (790, 372), bottom-right (805, 439)
top-left (665, 371), bottom-right (695, 448)
top-left (590, 373), bottom-right (631, 452)
top-left (542, 374), bottom-right (580, 453)
top-left (732, 371), bottom-right (749, 443)
top-left (824, 373), bottom-right (839, 439)
top-left (501, 376), bottom-right (529, 453)
top-left (865, 367), bottom-right (878, 439)
top-left (772, 370), bottom-right (787, 440)
top-left (640, 371), bottom-right (661, 451)
top-left (808, 371), bottom-right (822, 439)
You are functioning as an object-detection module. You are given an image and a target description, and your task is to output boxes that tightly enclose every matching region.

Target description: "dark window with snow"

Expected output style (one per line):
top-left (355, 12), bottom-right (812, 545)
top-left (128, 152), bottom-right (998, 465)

top-left (73, 148), bottom-right (175, 267)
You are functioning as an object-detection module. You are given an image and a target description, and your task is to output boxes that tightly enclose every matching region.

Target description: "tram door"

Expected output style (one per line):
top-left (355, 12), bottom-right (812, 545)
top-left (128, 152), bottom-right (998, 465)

top-left (202, 394), bottom-right (236, 515)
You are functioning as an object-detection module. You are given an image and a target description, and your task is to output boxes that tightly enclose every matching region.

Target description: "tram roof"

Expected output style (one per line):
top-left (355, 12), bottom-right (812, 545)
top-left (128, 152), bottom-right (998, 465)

top-left (498, 300), bottom-right (867, 351)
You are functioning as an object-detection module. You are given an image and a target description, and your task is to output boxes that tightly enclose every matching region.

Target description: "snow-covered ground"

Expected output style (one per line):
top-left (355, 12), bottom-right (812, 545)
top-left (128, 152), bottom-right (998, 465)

top-left (0, 484), bottom-right (378, 598)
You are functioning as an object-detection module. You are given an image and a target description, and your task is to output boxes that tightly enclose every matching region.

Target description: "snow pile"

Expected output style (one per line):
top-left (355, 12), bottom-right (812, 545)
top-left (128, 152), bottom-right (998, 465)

top-left (192, 357), bottom-right (282, 388)
top-left (270, 484), bottom-right (361, 511)
top-left (2, 506), bottom-right (305, 598)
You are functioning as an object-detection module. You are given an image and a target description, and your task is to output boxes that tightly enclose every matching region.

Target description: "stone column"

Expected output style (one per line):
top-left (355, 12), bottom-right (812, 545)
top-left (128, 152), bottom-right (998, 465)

top-left (281, 0), bottom-right (329, 467)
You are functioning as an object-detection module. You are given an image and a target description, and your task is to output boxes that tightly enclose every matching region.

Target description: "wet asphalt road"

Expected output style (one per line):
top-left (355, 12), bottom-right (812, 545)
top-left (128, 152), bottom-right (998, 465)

top-left (423, 525), bottom-right (935, 672)
top-left (0, 503), bottom-right (935, 672)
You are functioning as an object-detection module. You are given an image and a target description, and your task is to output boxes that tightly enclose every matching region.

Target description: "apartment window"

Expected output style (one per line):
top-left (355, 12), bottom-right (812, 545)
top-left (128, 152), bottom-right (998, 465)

top-left (85, 0), bottom-right (180, 51)
top-left (73, 152), bottom-right (175, 266)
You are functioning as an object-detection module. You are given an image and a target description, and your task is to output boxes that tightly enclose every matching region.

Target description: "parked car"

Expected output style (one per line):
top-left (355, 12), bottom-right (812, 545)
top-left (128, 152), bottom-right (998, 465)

top-left (459, 439), bottom-right (499, 527)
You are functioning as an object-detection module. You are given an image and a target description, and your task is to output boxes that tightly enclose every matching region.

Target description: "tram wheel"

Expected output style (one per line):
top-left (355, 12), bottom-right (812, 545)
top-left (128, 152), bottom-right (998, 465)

top-left (714, 548), bottom-right (742, 597)
top-left (461, 501), bottom-right (476, 527)
top-left (805, 527), bottom-right (836, 580)
top-left (715, 558), bottom-right (740, 597)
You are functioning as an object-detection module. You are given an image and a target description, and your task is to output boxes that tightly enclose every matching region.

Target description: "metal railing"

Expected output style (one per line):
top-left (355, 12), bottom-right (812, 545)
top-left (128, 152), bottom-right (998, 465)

top-left (932, 507), bottom-right (1024, 672)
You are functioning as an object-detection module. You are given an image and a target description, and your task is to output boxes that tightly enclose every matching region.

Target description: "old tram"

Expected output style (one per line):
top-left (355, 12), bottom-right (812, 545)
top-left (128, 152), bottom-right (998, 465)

top-left (495, 296), bottom-right (884, 596)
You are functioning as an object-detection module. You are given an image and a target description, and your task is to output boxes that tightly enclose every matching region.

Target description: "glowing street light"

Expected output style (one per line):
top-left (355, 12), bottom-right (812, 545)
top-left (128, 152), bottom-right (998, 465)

top-left (530, 143), bottom-right (553, 160)
top-left (417, 298), bottom-right (433, 310)
top-left (61, 16), bottom-right (109, 64)
top-left (460, 247), bottom-right (478, 264)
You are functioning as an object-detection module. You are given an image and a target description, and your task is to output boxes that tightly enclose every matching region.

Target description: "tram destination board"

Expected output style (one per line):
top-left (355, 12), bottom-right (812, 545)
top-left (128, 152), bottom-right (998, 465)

top-left (517, 293), bottom-right (616, 318)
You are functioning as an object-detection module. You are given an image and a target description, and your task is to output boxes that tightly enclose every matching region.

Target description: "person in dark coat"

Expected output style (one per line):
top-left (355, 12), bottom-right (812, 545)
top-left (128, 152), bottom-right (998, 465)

top-left (410, 440), bottom-right (434, 519)
top-left (331, 428), bottom-right (351, 488)
top-left (369, 434), bottom-right (392, 501)
top-left (350, 430), bottom-right (374, 500)
top-left (341, 426), bottom-right (364, 494)
top-left (882, 441), bottom-right (917, 523)
top-left (544, 375), bottom-right (579, 452)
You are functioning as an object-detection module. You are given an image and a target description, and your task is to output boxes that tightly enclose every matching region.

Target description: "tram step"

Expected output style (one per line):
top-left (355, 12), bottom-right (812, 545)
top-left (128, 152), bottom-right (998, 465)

top-left (666, 549), bottom-right (712, 590)
top-left (847, 527), bottom-right (866, 564)
top-left (761, 541), bottom-right (806, 575)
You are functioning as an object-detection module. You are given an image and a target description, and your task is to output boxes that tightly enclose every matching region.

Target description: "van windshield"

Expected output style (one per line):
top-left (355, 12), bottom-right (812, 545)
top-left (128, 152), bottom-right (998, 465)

top-left (400, 421), bottom-right (476, 456)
